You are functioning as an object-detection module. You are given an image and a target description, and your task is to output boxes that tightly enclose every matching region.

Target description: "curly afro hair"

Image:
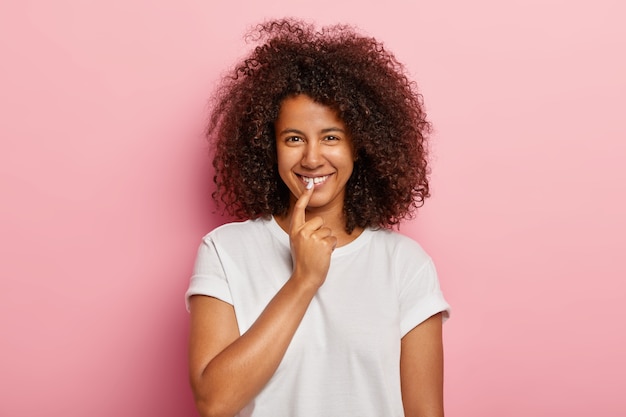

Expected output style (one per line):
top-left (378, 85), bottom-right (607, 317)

top-left (207, 18), bottom-right (432, 233)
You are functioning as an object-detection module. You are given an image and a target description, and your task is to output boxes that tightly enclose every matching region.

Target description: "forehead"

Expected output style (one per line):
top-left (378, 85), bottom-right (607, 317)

top-left (275, 95), bottom-right (345, 128)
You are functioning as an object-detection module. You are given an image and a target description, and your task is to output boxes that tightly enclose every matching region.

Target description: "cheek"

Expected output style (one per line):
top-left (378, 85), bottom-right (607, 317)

top-left (330, 148), bottom-right (355, 170)
top-left (276, 150), bottom-right (289, 173)
top-left (275, 150), bottom-right (297, 185)
top-left (276, 147), bottom-right (302, 169)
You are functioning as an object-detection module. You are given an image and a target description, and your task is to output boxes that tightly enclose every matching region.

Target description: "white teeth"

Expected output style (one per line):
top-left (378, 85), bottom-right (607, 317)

top-left (302, 175), bottom-right (329, 186)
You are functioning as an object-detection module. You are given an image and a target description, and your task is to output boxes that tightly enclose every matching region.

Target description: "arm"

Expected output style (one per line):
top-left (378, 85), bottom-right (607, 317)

top-left (400, 312), bottom-right (445, 417)
top-left (188, 185), bottom-right (336, 417)
top-left (188, 280), bottom-right (316, 417)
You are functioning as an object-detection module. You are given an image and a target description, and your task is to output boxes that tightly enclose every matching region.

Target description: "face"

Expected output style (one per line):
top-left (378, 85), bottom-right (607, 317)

top-left (275, 94), bottom-right (354, 214)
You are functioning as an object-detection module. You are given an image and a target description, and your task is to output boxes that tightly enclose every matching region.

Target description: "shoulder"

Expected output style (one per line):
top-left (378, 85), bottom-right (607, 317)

top-left (202, 217), bottom-right (271, 243)
top-left (368, 228), bottom-right (432, 264)
top-left (197, 218), bottom-right (278, 257)
top-left (194, 218), bottom-right (279, 269)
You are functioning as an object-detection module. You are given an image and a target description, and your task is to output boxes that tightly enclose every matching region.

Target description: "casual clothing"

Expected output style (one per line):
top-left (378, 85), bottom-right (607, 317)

top-left (186, 217), bottom-right (450, 417)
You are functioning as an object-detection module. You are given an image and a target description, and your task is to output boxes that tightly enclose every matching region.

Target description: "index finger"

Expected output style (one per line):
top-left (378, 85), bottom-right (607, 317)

top-left (290, 180), bottom-right (314, 230)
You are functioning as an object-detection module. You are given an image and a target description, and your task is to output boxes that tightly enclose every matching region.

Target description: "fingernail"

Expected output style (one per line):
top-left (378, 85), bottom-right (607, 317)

top-left (306, 178), bottom-right (314, 189)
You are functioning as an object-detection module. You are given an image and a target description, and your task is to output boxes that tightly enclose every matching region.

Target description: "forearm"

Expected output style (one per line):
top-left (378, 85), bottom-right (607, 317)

top-left (193, 277), bottom-right (317, 417)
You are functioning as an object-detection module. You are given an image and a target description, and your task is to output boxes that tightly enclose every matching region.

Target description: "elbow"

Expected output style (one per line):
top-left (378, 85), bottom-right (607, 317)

top-left (194, 393), bottom-right (240, 417)
top-left (191, 370), bottom-right (244, 417)
top-left (195, 399), bottom-right (230, 417)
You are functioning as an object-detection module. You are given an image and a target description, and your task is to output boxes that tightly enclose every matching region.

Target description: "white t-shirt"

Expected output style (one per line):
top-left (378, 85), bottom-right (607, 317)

top-left (186, 217), bottom-right (450, 417)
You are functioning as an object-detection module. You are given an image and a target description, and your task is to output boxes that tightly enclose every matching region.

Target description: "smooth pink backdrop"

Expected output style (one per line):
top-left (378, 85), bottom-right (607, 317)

top-left (1, 1), bottom-right (624, 416)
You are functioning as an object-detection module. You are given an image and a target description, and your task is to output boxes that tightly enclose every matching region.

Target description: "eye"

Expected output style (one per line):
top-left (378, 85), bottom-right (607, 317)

top-left (324, 135), bottom-right (340, 142)
top-left (285, 136), bottom-right (304, 143)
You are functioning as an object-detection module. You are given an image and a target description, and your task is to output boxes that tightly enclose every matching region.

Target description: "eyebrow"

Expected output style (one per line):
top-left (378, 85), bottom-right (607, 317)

top-left (278, 127), bottom-right (346, 135)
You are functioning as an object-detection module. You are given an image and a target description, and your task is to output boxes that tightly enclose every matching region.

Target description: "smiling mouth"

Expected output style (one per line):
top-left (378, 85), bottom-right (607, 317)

top-left (300, 175), bottom-right (330, 186)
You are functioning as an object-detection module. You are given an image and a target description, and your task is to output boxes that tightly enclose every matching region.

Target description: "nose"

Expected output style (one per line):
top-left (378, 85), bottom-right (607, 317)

top-left (301, 141), bottom-right (323, 169)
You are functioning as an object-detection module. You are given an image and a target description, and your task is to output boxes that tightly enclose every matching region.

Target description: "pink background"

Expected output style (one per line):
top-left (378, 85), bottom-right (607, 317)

top-left (1, 0), bottom-right (624, 416)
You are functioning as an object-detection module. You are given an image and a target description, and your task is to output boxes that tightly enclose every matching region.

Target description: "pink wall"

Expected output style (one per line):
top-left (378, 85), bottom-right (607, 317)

top-left (1, 1), bottom-right (624, 416)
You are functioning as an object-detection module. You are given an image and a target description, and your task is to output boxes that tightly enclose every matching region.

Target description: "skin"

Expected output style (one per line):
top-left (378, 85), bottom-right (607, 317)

top-left (188, 94), bottom-right (445, 417)
top-left (273, 94), bottom-right (361, 245)
top-left (401, 312), bottom-right (445, 417)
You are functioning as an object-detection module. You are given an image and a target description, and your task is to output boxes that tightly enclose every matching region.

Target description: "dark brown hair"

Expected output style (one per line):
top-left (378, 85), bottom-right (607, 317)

top-left (208, 18), bottom-right (432, 232)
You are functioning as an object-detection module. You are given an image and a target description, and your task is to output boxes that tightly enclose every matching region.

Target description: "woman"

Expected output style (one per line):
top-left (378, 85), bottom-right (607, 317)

top-left (186, 18), bottom-right (450, 417)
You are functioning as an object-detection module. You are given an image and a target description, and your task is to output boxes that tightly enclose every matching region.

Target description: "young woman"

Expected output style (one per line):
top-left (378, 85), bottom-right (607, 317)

top-left (186, 18), bottom-right (450, 417)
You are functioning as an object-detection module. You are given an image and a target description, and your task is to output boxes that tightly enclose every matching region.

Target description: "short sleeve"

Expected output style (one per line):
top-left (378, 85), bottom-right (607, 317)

top-left (184, 236), bottom-right (234, 311)
top-left (398, 258), bottom-right (450, 337)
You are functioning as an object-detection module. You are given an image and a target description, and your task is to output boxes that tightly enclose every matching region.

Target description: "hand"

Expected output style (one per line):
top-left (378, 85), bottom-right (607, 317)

top-left (288, 184), bottom-right (337, 289)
